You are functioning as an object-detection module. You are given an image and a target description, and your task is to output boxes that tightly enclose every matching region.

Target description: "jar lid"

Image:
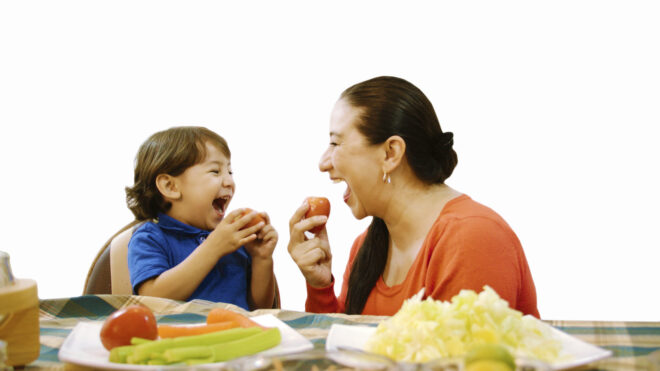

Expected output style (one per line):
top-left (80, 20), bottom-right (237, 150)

top-left (0, 251), bottom-right (14, 288)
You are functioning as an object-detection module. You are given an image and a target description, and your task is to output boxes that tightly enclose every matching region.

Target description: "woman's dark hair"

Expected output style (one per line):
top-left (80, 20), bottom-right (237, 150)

top-left (342, 76), bottom-right (458, 314)
top-left (125, 126), bottom-right (230, 220)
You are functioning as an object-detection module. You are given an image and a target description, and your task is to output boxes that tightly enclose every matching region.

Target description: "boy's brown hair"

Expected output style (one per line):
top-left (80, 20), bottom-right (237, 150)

top-left (125, 126), bottom-right (230, 220)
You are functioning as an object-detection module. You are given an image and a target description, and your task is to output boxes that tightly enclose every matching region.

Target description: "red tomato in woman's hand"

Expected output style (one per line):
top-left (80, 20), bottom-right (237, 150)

top-left (100, 305), bottom-right (158, 350)
top-left (239, 208), bottom-right (266, 229)
top-left (305, 197), bottom-right (331, 234)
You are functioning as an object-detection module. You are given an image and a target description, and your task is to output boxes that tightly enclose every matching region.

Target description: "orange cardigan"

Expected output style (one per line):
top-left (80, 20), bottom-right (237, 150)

top-left (306, 194), bottom-right (540, 318)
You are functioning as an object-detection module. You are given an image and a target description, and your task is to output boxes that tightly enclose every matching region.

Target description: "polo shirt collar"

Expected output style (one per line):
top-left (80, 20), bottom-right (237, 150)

top-left (156, 213), bottom-right (209, 236)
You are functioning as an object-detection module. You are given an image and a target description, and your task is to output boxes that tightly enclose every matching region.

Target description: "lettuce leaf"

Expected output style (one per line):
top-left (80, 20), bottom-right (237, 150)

top-left (364, 286), bottom-right (562, 363)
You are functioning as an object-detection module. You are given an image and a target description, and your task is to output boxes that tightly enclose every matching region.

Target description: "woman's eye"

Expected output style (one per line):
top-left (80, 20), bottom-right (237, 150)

top-left (329, 142), bottom-right (338, 146)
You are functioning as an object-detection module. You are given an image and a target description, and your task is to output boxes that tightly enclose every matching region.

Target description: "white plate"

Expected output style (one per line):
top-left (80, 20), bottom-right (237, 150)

top-left (326, 322), bottom-right (612, 370)
top-left (58, 314), bottom-right (313, 370)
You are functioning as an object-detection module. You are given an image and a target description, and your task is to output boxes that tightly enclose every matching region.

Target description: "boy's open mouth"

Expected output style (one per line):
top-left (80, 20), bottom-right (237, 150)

top-left (212, 196), bottom-right (230, 217)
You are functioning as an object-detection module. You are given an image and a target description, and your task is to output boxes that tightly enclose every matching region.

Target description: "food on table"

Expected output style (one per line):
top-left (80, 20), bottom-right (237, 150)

top-left (464, 344), bottom-right (515, 371)
top-left (104, 306), bottom-right (279, 365)
top-left (100, 305), bottom-right (158, 350)
top-left (304, 196), bottom-right (330, 234)
top-left (157, 321), bottom-right (239, 338)
top-left (109, 326), bottom-right (281, 365)
top-left (365, 286), bottom-right (562, 363)
top-left (239, 208), bottom-right (266, 229)
top-left (206, 307), bottom-right (265, 328)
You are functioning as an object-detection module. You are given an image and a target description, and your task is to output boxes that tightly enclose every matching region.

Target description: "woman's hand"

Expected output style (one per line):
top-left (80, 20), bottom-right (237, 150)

top-left (287, 200), bottom-right (332, 288)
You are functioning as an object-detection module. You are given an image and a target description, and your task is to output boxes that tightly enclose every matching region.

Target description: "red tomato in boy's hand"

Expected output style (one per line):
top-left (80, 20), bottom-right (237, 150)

top-left (305, 197), bottom-right (331, 234)
top-left (100, 305), bottom-right (158, 350)
top-left (239, 208), bottom-right (266, 229)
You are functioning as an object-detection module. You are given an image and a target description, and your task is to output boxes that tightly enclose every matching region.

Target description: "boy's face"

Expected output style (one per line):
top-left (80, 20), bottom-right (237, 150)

top-left (168, 141), bottom-right (235, 231)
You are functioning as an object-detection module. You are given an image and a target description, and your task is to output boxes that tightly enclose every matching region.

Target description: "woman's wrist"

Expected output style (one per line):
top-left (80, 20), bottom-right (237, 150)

top-left (306, 275), bottom-right (333, 289)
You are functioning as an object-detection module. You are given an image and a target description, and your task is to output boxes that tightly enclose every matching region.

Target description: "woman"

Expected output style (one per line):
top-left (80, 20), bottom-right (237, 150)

top-left (287, 76), bottom-right (539, 317)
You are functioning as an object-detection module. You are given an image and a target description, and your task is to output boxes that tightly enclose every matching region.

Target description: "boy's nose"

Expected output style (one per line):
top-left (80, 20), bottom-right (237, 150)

top-left (318, 148), bottom-right (331, 172)
top-left (223, 177), bottom-right (235, 188)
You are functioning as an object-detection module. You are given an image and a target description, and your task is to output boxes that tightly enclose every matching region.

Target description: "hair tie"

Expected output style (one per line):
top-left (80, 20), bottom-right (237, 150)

top-left (441, 131), bottom-right (454, 148)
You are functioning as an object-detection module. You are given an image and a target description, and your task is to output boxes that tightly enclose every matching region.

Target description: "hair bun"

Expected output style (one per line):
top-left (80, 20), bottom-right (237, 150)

top-left (440, 131), bottom-right (454, 148)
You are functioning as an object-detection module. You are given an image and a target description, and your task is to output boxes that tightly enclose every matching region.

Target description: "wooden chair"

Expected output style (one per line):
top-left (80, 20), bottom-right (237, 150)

top-left (83, 220), bottom-right (144, 295)
top-left (83, 220), bottom-right (281, 308)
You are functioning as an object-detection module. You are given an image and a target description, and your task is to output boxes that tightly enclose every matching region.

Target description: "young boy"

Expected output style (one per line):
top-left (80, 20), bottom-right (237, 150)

top-left (125, 126), bottom-right (277, 309)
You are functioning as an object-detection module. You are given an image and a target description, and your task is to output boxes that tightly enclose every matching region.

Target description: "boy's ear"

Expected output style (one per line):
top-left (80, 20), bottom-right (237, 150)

top-left (155, 174), bottom-right (181, 201)
top-left (382, 135), bottom-right (406, 174)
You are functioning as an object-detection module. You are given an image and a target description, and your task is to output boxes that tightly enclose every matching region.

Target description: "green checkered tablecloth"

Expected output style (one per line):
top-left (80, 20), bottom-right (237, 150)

top-left (26, 295), bottom-right (660, 370)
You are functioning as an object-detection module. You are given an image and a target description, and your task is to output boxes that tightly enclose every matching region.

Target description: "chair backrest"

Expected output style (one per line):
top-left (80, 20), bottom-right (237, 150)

top-left (83, 220), bottom-right (143, 295)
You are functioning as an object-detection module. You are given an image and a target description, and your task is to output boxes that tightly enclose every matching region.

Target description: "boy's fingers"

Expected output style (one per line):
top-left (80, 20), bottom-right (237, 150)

top-left (239, 234), bottom-right (258, 246)
top-left (240, 220), bottom-right (264, 236)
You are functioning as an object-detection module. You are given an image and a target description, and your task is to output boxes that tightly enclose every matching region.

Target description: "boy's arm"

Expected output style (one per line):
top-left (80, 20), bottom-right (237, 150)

top-left (249, 257), bottom-right (276, 309)
top-left (246, 221), bottom-right (278, 309)
top-left (137, 239), bottom-right (231, 301)
top-left (138, 209), bottom-right (262, 301)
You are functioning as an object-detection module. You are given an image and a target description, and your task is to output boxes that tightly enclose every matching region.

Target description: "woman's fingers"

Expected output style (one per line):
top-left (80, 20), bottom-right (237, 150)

top-left (289, 201), bottom-right (309, 232)
top-left (289, 238), bottom-right (330, 265)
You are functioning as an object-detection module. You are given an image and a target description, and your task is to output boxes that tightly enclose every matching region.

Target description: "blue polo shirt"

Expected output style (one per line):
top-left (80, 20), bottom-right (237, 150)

top-left (127, 213), bottom-right (251, 309)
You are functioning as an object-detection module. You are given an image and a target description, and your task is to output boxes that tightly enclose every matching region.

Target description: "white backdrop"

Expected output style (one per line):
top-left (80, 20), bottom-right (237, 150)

top-left (1, 1), bottom-right (658, 321)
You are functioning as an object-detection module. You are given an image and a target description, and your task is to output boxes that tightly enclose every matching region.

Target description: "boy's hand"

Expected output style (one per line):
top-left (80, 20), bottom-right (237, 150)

top-left (205, 208), bottom-right (264, 259)
top-left (245, 212), bottom-right (277, 260)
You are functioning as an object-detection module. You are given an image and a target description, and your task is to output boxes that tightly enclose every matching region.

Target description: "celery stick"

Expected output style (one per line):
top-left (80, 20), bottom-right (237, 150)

top-left (163, 346), bottom-right (213, 363)
top-left (160, 328), bottom-right (281, 364)
top-left (210, 327), bottom-right (281, 362)
top-left (109, 344), bottom-right (135, 363)
top-left (186, 357), bottom-right (215, 365)
top-left (131, 337), bottom-right (154, 345)
top-left (130, 326), bottom-right (262, 363)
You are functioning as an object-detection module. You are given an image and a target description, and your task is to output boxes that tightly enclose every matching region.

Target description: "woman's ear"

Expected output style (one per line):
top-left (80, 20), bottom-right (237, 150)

top-left (155, 174), bottom-right (181, 201)
top-left (382, 135), bottom-right (406, 174)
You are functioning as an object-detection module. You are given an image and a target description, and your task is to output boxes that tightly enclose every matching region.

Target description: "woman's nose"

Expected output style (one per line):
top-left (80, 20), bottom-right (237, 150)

top-left (318, 147), bottom-right (332, 172)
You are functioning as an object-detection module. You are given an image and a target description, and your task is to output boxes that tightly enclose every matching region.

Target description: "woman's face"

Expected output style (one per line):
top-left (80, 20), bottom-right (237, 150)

top-left (319, 99), bottom-right (383, 219)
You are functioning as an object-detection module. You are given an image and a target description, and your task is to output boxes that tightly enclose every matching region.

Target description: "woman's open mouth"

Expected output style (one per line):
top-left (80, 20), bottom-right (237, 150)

top-left (343, 186), bottom-right (351, 203)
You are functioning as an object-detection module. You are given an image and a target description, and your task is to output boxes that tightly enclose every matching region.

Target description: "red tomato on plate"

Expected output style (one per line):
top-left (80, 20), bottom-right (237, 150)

top-left (239, 208), bottom-right (266, 229)
top-left (305, 197), bottom-right (330, 234)
top-left (100, 305), bottom-right (158, 350)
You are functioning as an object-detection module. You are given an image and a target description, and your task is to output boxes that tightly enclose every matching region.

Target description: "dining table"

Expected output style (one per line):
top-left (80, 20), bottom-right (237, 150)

top-left (19, 294), bottom-right (660, 370)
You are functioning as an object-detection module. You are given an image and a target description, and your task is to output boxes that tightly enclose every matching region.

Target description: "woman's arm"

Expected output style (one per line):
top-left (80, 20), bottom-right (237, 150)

top-left (287, 200), bottom-right (332, 287)
top-left (305, 231), bottom-right (367, 313)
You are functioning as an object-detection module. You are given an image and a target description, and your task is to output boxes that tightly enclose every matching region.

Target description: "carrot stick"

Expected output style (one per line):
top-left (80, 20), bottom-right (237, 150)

top-left (157, 321), bottom-right (239, 338)
top-left (206, 308), bottom-right (265, 328)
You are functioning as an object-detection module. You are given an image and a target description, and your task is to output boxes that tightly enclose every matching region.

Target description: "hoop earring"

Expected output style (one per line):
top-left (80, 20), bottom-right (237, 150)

top-left (382, 172), bottom-right (391, 184)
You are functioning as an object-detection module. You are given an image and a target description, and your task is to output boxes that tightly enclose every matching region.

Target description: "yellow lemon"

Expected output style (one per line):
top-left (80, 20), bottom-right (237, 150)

top-left (465, 359), bottom-right (515, 371)
top-left (465, 344), bottom-right (515, 371)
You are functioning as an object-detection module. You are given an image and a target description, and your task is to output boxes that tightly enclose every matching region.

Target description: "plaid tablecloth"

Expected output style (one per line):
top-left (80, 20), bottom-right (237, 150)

top-left (27, 295), bottom-right (660, 370)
